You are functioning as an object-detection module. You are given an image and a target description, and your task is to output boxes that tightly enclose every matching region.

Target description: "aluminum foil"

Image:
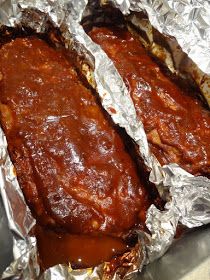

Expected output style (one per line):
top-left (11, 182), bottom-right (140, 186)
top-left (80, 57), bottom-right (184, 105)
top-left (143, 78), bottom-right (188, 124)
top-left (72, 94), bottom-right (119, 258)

top-left (0, 0), bottom-right (210, 279)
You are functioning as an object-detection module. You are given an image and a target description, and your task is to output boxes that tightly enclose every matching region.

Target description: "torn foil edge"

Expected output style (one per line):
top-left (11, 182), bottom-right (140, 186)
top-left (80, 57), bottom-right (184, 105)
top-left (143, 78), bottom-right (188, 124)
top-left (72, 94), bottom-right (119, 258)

top-left (0, 0), bottom-right (210, 279)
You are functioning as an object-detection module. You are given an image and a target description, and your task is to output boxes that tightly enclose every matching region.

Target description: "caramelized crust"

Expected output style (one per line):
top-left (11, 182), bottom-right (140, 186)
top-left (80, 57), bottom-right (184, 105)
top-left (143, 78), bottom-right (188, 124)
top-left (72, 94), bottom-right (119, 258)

top-left (89, 27), bottom-right (210, 176)
top-left (0, 37), bottom-right (150, 236)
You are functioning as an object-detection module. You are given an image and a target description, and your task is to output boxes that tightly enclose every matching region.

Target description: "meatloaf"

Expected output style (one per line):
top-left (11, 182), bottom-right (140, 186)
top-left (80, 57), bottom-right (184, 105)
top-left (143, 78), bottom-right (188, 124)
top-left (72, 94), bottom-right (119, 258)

top-left (89, 27), bottom-right (210, 176)
top-left (0, 36), bottom-right (153, 267)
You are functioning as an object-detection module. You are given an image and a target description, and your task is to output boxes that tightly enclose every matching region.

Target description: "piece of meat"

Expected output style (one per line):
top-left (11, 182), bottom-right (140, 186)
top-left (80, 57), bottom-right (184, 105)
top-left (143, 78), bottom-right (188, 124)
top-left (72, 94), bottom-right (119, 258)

top-left (89, 27), bottom-right (210, 176)
top-left (0, 37), bottom-right (151, 238)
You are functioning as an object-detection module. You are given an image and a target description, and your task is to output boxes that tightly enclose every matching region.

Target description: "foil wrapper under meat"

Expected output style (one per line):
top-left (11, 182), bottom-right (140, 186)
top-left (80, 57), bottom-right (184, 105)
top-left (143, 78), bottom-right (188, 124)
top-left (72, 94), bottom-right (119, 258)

top-left (0, 0), bottom-right (210, 280)
top-left (78, 0), bottom-right (210, 257)
top-left (0, 1), bottom-right (149, 279)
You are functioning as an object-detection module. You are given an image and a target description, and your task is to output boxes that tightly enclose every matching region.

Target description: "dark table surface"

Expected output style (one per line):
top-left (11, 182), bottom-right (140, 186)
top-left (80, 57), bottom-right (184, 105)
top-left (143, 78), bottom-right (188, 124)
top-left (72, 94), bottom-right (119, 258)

top-left (0, 196), bottom-right (13, 275)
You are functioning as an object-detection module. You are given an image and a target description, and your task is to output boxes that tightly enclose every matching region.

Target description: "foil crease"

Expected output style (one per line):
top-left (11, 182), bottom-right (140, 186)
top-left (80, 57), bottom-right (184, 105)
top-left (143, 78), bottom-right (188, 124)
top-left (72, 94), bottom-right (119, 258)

top-left (62, 16), bottom-right (156, 170)
top-left (145, 204), bottom-right (179, 263)
top-left (147, 164), bottom-right (210, 261)
top-left (0, 1), bottom-right (210, 280)
top-left (162, 164), bottom-right (210, 228)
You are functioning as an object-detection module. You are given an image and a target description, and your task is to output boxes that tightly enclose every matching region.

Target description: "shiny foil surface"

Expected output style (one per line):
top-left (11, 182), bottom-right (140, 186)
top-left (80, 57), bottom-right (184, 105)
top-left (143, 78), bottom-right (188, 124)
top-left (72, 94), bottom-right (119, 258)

top-left (0, 0), bottom-right (210, 279)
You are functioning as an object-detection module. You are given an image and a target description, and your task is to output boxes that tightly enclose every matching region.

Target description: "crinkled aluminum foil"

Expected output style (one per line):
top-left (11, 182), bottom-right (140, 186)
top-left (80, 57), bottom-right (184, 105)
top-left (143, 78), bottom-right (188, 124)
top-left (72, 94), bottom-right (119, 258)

top-left (0, 0), bottom-right (210, 279)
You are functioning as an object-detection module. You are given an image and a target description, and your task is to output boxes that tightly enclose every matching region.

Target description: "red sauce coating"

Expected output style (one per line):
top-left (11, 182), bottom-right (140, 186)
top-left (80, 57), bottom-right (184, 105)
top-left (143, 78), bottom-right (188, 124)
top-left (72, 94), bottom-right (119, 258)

top-left (89, 27), bottom-right (210, 176)
top-left (0, 37), bottom-right (151, 267)
top-left (36, 225), bottom-right (128, 269)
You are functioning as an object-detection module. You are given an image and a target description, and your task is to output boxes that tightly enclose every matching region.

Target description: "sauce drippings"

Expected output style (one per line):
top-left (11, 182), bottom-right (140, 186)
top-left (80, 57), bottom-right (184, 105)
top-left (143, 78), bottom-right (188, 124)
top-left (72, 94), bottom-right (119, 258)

top-left (36, 226), bottom-right (128, 269)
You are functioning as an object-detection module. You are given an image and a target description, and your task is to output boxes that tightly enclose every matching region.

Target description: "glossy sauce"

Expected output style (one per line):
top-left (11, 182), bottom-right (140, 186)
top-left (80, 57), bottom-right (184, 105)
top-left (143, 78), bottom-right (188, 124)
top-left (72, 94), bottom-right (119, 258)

top-left (89, 27), bottom-right (210, 176)
top-left (0, 36), bottom-right (151, 267)
top-left (36, 225), bottom-right (128, 269)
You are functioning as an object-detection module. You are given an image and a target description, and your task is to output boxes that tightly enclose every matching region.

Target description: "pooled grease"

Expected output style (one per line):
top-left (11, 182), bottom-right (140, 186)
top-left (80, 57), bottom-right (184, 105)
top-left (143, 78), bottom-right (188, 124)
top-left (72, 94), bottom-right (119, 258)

top-left (36, 225), bottom-right (129, 269)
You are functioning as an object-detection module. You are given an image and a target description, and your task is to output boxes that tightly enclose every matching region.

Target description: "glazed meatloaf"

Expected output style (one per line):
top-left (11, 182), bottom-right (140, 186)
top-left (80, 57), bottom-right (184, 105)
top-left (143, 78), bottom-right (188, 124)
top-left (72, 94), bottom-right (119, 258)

top-left (0, 36), bottom-right (153, 267)
top-left (89, 27), bottom-right (210, 176)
